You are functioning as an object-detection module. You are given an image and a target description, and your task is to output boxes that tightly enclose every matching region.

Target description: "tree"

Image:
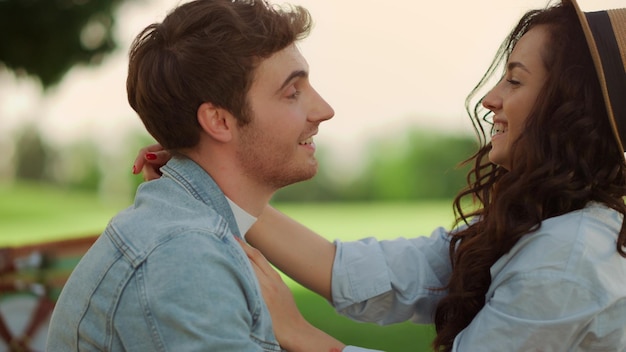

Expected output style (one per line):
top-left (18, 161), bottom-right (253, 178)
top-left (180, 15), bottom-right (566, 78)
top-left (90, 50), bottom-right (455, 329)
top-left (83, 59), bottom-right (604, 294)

top-left (352, 130), bottom-right (476, 201)
top-left (0, 0), bottom-right (131, 88)
top-left (14, 123), bottom-right (50, 181)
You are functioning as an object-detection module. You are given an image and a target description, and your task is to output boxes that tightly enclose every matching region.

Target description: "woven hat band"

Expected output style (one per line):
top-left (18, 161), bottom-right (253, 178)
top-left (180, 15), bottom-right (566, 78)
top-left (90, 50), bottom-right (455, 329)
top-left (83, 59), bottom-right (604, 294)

top-left (585, 9), bottom-right (626, 151)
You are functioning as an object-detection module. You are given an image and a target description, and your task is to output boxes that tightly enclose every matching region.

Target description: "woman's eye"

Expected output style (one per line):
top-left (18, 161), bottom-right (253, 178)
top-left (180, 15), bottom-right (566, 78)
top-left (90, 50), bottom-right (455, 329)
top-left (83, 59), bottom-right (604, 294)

top-left (506, 79), bottom-right (521, 86)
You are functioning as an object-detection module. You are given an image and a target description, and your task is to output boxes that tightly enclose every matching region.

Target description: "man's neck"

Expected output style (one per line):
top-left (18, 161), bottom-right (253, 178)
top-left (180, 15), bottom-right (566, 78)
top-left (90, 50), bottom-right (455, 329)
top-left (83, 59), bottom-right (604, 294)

top-left (184, 149), bottom-right (274, 217)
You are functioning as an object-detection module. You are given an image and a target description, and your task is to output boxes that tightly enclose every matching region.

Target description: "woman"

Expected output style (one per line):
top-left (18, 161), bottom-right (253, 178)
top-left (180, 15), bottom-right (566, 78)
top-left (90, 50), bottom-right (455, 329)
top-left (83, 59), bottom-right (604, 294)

top-left (135, 0), bottom-right (626, 350)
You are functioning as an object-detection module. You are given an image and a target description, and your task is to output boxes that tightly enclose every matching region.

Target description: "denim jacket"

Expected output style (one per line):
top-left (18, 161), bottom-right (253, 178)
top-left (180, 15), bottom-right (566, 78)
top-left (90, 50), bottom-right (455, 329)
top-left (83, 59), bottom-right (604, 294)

top-left (47, 157), bottom-right (282, 351)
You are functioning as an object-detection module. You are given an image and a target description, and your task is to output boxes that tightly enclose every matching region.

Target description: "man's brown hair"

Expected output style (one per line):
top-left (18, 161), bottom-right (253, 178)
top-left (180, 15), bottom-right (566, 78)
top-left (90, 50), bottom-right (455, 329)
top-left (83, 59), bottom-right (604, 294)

top-left (126, 0), bottom-right (312, 150)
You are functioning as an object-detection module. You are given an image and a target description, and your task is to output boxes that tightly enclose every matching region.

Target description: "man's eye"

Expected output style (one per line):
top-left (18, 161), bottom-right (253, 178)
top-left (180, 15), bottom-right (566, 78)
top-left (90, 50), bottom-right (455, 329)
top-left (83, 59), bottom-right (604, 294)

top-left (287, 89), bottom-right (301, 99)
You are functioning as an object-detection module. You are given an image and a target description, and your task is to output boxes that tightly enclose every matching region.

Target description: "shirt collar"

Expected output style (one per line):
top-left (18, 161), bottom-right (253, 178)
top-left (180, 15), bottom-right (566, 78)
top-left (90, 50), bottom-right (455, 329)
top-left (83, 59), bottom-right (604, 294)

top-left (225, 197), bottom-right (257, 238)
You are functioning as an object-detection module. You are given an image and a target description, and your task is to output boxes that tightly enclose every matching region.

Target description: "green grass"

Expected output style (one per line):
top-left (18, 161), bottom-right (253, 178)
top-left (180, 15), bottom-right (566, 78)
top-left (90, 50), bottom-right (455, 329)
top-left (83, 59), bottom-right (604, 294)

top-left (1, 182), bottom-right (456, 351)
top-left (0, 181), bottom-right (130, 246)
top-left (275, 201), bottom-right (455, 241)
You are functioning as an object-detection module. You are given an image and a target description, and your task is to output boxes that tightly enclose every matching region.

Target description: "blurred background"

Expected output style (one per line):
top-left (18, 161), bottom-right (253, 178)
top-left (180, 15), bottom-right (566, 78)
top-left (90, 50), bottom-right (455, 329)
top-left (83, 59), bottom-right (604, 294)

top-left (0, 0), bottom-right (622, 351)
top-left (2, 0), bottom-right (622, 206)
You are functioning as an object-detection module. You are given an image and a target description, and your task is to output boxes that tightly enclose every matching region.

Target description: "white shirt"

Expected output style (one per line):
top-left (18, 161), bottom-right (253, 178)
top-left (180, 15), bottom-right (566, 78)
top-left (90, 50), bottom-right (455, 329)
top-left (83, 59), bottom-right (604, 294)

top-left (225, 197), bottom-right (257, 237)
top-left (333, 202), bottom-right (626, 351)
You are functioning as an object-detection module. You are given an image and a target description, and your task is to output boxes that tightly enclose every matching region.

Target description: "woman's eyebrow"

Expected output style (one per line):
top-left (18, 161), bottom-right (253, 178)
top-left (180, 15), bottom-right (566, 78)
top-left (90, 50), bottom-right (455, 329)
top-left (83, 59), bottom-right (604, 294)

top-left (507, 61), bottom-right (531, 74)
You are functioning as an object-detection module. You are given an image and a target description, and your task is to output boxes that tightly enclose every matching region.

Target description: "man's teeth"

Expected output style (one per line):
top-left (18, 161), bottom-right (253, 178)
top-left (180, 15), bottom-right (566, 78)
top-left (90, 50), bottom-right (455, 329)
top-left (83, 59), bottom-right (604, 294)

top-left (299, 137), bottom-right (313, 145)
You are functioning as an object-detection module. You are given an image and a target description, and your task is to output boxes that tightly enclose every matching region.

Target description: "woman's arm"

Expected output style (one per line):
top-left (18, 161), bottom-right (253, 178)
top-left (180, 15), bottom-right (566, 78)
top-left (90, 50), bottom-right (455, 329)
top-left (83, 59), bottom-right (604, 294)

top-left (246, 206), bottom-right (336, 301)
top-left (237, 237), bottom-right (346, 352)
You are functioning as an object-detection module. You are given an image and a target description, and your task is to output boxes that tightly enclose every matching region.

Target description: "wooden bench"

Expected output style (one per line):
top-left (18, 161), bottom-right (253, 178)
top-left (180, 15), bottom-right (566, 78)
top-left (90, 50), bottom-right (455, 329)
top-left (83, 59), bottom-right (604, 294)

top-left (0, 235), bottom-right (98, 352)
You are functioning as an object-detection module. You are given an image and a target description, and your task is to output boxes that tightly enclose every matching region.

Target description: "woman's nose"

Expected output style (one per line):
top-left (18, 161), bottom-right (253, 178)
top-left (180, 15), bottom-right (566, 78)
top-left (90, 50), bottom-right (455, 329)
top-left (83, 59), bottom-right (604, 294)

top-left (482, 86), bottom-right (501, 112)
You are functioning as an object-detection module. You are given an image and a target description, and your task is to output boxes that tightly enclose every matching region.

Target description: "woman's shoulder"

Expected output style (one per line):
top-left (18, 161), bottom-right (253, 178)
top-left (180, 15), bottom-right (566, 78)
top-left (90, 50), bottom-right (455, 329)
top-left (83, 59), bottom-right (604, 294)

top-left (493, 202), bottom-right (625, 284)
top-left (539, 202), bottom-right (623, 241)
top-left (489, 202), bottom-right (626, 311)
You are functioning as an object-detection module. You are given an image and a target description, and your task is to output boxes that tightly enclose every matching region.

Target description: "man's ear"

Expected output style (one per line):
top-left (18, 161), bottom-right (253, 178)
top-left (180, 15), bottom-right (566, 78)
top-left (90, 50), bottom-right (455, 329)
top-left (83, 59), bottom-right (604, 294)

top-left (197, 102), bottom-right (234, 143)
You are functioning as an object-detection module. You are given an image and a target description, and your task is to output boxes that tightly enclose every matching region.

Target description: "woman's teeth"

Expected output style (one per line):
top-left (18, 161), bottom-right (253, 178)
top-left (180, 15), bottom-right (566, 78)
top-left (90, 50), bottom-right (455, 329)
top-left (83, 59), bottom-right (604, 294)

top-left (491, 123), bottom-right (507, 137)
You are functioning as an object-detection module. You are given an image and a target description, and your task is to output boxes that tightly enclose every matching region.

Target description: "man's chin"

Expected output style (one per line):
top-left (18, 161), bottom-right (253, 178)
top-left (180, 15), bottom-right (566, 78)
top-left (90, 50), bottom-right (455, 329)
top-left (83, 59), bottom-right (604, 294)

top-left (276, 167), bottom-right (318, 189)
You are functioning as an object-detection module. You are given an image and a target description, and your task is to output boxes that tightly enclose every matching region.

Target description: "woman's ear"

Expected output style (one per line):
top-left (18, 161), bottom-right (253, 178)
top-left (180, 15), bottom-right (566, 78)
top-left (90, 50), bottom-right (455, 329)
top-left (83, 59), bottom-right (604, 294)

top-left (197, 102), bottom-right (234, 143)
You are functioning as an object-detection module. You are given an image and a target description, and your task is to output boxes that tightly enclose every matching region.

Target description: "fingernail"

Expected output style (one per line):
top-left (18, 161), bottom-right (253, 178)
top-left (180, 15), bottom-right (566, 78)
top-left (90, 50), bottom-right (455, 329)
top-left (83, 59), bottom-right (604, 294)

top-left (132, 165), bottom-right (137, 174)
top-left (146, 153), bottom-right (157, 160)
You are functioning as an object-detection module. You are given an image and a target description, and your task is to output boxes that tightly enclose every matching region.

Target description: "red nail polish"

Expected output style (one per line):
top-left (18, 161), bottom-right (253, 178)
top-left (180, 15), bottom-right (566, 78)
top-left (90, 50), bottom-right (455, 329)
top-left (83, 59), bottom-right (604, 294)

top-left (146, 153), bottom-right (157, 160)
top-left (132, 165), bottom-right (137, 174)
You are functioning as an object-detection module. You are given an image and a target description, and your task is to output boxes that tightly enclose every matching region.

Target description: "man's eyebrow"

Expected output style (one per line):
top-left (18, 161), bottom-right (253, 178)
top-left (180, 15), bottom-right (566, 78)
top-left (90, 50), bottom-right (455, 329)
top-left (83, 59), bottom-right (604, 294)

top-left (277, 70), bottom-right (308, 93)
top-left (507, 61), bottom-right (531, 74)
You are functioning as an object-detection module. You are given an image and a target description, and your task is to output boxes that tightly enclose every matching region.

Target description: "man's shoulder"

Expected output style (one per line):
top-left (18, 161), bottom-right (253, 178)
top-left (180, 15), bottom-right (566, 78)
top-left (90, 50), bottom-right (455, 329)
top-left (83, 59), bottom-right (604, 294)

top-left (105, 197), bottom-right (231, 261)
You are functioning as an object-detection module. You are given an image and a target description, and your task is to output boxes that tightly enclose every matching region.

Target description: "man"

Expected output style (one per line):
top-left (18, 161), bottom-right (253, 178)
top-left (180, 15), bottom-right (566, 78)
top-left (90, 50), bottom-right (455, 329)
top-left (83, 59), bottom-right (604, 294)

top-left (46, 0), bottom-right (334, 350)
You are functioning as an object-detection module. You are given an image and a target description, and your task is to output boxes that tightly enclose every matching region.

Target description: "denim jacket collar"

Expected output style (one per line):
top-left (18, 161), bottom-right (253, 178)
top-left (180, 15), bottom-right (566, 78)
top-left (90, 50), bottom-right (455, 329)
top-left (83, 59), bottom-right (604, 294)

top-left (160, 156), bottom-right (242, 239)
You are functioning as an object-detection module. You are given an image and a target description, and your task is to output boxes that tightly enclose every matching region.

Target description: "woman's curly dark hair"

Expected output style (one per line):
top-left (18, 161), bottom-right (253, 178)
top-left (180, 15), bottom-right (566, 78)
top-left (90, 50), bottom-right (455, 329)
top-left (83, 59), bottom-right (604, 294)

top-left (432, 1), bottom-right (626, 350)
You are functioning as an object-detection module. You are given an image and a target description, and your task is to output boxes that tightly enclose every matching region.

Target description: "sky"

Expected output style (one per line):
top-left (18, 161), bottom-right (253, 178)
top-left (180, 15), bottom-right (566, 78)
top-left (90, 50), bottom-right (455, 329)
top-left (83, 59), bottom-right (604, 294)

top-left (1, 0), bottom-right (623, 167)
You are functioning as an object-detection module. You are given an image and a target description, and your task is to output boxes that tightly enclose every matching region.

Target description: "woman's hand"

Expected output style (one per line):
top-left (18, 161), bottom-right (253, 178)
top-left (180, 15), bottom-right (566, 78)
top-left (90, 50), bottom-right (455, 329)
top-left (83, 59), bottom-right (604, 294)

top-left (236, 237), bottom-right (346, 352)
top-left (132, 144), bottom-right (171, 181)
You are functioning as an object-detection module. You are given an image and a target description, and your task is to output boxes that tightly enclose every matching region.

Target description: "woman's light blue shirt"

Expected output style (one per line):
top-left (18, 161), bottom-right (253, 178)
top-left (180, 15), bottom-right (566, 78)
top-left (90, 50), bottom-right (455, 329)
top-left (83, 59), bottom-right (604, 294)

top-left (334, 203), bottom-right (626, 351)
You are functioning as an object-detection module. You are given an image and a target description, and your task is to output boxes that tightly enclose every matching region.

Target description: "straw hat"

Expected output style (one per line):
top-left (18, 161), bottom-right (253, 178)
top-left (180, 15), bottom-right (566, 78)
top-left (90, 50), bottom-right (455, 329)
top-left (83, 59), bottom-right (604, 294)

top-left (572, 0), bottom-right (626, 151)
